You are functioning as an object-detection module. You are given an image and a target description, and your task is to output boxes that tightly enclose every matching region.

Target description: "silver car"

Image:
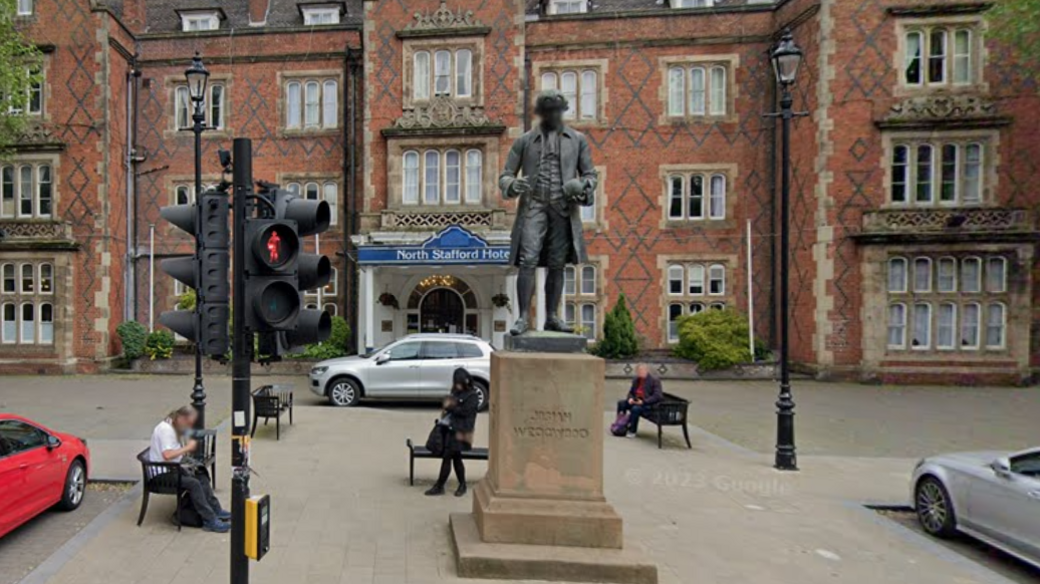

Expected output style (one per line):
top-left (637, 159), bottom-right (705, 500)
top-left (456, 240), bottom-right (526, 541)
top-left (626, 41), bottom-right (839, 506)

top-left (308, 334), bottom-right (492, 410)
top-left (911, 446), bottom-right (1040, 568)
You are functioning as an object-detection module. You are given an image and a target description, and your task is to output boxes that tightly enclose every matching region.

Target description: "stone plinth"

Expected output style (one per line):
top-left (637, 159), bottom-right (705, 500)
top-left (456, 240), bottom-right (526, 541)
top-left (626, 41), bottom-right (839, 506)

top-left (452, 349), bottom-right (657, 583)
top-left (503, 330), bottom-right (589, 353)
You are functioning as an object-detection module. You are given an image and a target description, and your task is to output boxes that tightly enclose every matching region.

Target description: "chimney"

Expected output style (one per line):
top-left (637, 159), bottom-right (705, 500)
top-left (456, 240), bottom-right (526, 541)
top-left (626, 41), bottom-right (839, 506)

top-left (249, 0), bottom-right (270, 26)
top-left (122, 0), bottom-right (147, 32)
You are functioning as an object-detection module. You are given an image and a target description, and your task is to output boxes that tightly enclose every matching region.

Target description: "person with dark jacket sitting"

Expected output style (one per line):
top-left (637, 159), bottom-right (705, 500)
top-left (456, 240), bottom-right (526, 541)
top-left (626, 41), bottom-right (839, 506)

top-left (425, 368), bottom-right (480, 497)
top-left (616, 364), bottom-right (663, 438)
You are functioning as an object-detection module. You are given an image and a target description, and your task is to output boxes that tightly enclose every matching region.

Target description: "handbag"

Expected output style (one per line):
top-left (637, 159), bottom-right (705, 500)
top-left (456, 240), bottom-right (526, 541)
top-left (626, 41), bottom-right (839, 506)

top-left (610, 412), bottom-right (630, 437)
top-left (425, 421), bottom-right (446, 456)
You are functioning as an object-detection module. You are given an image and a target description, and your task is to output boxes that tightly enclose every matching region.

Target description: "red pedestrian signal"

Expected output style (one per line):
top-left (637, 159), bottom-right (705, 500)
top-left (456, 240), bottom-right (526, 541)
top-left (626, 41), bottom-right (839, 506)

top-left (250, 223), bottom-right (298, 271)
top-left (266, 231), bottom-right (282, 263)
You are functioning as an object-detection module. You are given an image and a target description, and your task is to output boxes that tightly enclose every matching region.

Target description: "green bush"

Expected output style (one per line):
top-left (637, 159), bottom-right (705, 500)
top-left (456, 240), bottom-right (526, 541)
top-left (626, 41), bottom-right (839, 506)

top-left (177, 289), bottom-right (196, 311)
top-left (673, 308), bottom-right (754, 371)
top-left (591, 294), bottom-right (639, 360)
top-left (289, 316), bottom-right (351, 360)
top-left (116, 321), bottom-right (148, 360)
top-left (144, 329), bottom-right (176, 360)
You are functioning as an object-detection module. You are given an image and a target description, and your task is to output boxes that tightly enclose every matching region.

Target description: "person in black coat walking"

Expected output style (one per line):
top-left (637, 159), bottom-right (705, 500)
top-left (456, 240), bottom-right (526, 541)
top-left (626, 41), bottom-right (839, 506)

top-left (425, 368), bottom-right (479, 497)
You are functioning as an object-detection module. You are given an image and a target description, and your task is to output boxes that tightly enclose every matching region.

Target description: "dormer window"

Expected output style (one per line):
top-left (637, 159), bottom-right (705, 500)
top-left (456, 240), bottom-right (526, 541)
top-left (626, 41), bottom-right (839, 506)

top-left (181, 11), bottom-right (220, 31)
top-left (672, 0), bottom-right (713, 7)
top-left (303, 7), bottom-right (340, 25)
top-left (548, 0), bottom-right (586, 15)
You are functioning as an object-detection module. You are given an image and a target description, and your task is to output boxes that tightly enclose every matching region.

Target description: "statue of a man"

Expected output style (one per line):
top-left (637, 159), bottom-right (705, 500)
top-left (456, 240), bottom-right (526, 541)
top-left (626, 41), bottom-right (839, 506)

top-left (500, 90), bottom-right (598, 336)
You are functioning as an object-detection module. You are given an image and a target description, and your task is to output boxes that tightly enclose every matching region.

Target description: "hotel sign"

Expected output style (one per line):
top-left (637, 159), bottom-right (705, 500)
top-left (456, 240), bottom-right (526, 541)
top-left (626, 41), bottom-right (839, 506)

top-left (357, 225), bottom-right (510, 266)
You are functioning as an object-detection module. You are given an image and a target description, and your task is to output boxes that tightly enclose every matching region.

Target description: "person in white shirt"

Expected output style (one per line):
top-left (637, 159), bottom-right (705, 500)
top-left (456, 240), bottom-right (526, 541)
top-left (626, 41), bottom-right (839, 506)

top-left (149, 405), bottom-right (230, 532)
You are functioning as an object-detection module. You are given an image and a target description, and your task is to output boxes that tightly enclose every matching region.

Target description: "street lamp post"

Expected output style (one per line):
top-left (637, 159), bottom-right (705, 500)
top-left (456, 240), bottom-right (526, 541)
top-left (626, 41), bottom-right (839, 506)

top-left (185, 52), bottom-right (210, 430)
top-left (769, 29), bottom-right (804, 472)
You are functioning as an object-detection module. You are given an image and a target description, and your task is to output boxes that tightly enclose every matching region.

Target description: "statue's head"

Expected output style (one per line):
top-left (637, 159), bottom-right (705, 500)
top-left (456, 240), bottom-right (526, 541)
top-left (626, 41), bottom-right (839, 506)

top-left (534, 89), bottom-right (568, 131)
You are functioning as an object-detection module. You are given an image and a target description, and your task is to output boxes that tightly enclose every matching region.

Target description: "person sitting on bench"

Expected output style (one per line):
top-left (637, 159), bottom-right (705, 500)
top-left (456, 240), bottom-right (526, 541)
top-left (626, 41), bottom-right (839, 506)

top-left (616, 365), bottom-right (663, 438)
top-left (425, 369), bottom-right (480, 498)
top-left (149, 405), bottom-right (230, 533)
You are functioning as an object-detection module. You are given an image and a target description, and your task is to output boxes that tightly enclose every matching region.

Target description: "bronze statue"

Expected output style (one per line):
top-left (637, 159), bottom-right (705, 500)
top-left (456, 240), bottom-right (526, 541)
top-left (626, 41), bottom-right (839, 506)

top-left (500, 90), bottom-right (598, 336)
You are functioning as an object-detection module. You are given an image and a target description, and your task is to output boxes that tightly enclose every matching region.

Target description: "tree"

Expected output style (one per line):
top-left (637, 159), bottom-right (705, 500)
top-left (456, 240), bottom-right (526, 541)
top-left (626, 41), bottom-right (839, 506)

top-left (672, 308), bottom-right (753, 371)
top-left (0, 0), bottom-right (44, 154)
top-left (988, 0), bottom-right (1040, 72)
top-left (591, 294), bottom-right (639, 360)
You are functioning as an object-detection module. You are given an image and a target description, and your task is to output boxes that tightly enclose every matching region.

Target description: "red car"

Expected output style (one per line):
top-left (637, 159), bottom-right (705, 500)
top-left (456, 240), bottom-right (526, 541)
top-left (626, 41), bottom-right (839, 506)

top-left (0, 414), bottom-right (90, 538)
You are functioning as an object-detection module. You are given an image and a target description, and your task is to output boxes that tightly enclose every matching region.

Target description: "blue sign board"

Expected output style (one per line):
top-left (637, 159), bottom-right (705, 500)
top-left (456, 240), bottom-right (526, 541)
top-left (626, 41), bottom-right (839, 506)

top-left (357, 225), bottom-right (511, 266)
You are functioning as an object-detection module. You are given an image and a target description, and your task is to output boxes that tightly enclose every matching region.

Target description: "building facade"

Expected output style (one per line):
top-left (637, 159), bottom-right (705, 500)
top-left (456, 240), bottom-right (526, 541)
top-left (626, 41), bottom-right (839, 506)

top-left (3, 0), bottom-right (1038, 383)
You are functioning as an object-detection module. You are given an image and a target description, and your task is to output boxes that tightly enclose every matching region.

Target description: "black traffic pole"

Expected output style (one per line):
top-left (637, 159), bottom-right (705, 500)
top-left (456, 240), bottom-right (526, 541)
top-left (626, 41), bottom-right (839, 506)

top-left (230, 137), bottom-right (253, 584)
top-left (187, 53), bottom-right (210, 431)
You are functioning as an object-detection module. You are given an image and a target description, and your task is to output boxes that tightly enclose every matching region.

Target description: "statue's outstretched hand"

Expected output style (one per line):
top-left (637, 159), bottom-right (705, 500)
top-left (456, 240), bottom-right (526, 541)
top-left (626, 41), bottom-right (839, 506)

top-left (509, 177), bottom-right (531, 198)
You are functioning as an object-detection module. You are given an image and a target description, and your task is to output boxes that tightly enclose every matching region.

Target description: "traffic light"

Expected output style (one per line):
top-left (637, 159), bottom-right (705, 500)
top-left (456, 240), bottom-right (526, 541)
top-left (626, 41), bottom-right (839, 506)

top-left (158, 187), bottom-right (230, 357)
top-left (243, 187), bottom-right (332, 359)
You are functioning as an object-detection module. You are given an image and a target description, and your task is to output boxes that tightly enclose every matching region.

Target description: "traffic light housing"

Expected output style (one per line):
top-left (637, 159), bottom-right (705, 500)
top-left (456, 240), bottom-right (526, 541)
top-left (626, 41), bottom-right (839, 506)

top-left (243, 187), bottom-right (332, 360)
top-left (158, 188), bottom-right (230, 357)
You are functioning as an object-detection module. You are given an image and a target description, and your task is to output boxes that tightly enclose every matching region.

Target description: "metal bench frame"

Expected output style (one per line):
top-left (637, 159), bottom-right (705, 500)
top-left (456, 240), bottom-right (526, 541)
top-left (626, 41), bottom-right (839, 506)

top-left (406, 438), bottom-right (489, 486)
top-left (639, 392), bottom-right (693, 449)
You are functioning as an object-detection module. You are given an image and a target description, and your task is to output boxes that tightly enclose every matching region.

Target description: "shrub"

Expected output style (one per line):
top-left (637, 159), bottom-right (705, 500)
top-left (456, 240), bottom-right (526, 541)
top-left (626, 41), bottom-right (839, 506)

top-left (591, 294), bottom-right (639, 360)
top-left (673, 308), bottom-right (753, 371)
top-left (289, 316), bottom-right (351, 360)
top-left (144, 329), bottom-right (176, 360)
top-left (177, 289), bottom-right (196, 311)
top-left (116, 321), bottom-right (148, 360)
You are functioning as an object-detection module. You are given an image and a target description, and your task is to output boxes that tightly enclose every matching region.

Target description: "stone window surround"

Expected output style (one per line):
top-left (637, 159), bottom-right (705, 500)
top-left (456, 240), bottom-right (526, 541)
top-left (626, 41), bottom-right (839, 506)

top-left (657, 253), bottom-right (737, 345)
top-left (385, 135), bottom-right (500, 212)
top-left (531, 59), bottom-right (610, 128)
top-left (0, 153), bottom-right (60, 221)
top-left (581, 165), bottom-right (609, 233)
top-left (562, 254), bottom-right (607, 341)
top-left (657, 163), bottom-right (738, 229)
top-left (0, 252), bottom-right (68, 356)
top-left (164, 73), bottom-right (232, 138)
top-left (881, 129), bottom-right (999, 210)
top-left (860, 243), bottom-right (1032, 370)
top-left (276, 69), bottom-right (343, 137)
top-left (657, 54), bottom-right (740, 125)
top-left (401, 37), bottom-right (486, 110)
top-left (893, 16), bottom-right (988, 97)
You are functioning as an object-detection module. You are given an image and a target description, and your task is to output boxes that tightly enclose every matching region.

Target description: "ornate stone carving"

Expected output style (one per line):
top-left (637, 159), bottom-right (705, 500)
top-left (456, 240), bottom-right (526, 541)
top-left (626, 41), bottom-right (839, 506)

top-left (863, 208), bottom-right (1029, 233)
top-left (13, 122), bottom-right (63, 150)
top-left (391, 97), bottom-right (497, 131)
top-left (888, 95), bottom-right (997, 120)
top-left (405, 1), bottom-right (483, 32)
top-left (0, 221), bottom-right (73, 240)
top-left (382, 210), bottom-right (493, 229)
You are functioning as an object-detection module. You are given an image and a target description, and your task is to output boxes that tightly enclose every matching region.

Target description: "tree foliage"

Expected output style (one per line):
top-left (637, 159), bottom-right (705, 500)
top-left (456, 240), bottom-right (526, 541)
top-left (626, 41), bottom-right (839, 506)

top-left (116, 321), bottom-right (148, 360)
top-left (144, 329), bottom-right (176, 360)
top-left (289, 316), bottom-right (351, 360)
top-left (0, 0), bottom-right (44, 155)
top-left (672, 308), bottom-right (753, 371)
top-left (591, 294), bottom-right (639, 360)
top-left (988, 0), bottom-right (1040, 73)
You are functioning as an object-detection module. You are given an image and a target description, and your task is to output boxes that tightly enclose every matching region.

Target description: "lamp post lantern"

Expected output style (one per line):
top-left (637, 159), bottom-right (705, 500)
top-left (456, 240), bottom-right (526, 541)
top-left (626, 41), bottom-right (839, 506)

top-left (186, 52), bottom-right (210, 430)
top-left (770, 28), bottom-right (803, 472)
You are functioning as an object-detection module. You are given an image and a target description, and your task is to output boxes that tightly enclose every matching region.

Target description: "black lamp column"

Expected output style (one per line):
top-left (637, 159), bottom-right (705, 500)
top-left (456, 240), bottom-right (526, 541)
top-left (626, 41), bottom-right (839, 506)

top-left (769, 29), bottom-right (804, 472)
top-left (186, 52), bottom-right (210, 430)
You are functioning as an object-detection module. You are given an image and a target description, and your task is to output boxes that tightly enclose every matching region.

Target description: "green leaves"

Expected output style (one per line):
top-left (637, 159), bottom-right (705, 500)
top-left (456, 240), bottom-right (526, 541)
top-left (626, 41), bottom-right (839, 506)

top-left (988, 0), bottom-right (1040, 77)
top-left (144, 329), bottom-right (176, 360)
top-left (591, 293), bottom-right (640, 360)
top-left (672, 308), bottom-right (753, 371)
top-left (116, 321), bottom-right (148, 360)
top-left (0, 0), bottom-right (45, 155)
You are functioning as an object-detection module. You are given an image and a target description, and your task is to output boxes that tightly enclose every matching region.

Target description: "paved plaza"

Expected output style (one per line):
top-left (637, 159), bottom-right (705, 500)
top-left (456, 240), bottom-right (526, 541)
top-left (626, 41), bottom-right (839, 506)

top-left (1, 374), bottom-right (1038, 584)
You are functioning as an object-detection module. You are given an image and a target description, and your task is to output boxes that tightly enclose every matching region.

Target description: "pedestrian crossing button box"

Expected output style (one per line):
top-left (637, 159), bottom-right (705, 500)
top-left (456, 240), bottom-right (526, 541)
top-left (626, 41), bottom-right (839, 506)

top-left (244, 494), bottom-right (270, 561)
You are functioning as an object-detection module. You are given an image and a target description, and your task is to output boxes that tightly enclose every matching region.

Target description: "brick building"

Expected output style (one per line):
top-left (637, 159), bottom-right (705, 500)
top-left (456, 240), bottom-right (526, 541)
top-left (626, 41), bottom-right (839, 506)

top-left (3, 0), bottom-right (1038, 383)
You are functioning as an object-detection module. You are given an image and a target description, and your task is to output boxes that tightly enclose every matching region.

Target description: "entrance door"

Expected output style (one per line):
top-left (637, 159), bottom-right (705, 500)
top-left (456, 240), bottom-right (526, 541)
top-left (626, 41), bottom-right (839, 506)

top-left (420, 288), bottom-right (465, 334)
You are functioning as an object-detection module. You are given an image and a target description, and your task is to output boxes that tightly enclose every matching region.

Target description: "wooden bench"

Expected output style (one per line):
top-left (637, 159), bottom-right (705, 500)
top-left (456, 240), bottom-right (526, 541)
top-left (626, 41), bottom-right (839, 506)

top-left (639, 392), bottom-right (692, 449)
top-left (251, 385), bottom-right (293, 440)
top-left (406, 438), bottom-right (489, 486)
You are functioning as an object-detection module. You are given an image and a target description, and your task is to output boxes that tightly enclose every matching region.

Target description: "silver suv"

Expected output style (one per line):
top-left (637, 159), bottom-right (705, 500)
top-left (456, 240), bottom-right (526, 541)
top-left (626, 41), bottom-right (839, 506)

top-left (308, 334), bottom-right (493, 410)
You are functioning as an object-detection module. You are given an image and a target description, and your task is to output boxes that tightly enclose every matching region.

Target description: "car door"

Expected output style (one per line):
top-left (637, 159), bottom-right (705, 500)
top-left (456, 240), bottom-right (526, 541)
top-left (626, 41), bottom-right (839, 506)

top-left (0, 420), bottom-right (56, 531)
top-left (965, 450), bottom-right (1040, 558)
top-left (365, 341), bottom-right (422, 398)
top-left (417, 341), bottom-right (461, 397)
top-left (0, 434), bottom-right (18, 537)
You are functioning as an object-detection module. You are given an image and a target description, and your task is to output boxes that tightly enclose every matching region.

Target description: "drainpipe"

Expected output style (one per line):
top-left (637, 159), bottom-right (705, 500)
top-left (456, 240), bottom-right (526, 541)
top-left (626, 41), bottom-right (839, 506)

top-left (125, 59), bottom-right (142, 323)
top-left (523, 53), bottom-right (532, 132)
top-left (345, 47), bottom-right (361, 352)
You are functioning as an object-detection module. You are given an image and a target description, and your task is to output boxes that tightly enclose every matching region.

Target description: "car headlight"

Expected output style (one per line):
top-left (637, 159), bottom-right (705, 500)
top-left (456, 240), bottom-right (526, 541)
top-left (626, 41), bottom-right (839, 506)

top-left (310, 366), bottom-right (329, 376)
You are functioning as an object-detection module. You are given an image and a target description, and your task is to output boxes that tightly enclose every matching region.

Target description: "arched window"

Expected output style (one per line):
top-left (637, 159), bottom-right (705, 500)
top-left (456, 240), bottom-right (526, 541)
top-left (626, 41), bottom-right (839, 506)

top-left (709, 302), bottom-right (726, 310)
top-left (708, 264), bottom-right (725, 295)
top-left (687, 264), bottom-right (705, 295)
top-left (709, 66), bottom-right (726, 115)
top-left (1, 264), bottom-right (14, 293)
top-left (20, 302), bottom-right (34, 343)
top-left (434, 50), bottom-right (451, 96)
top-left (455, 49), bottom-right (472, 97)
top-left (953, 29), bottom-right (972, 83)
top-left (985, 302), bottom-right (1005, 349)
top-left (928, 29), bottom-right (947, 84)
top-left (668, 67), bottom-right (684, 116)
top-left (961, 302), bottom-right (980, 349)
top-left (891, 145), bottom-right (909, 204)
top-left (667, 265), bottom-right (684, 295)
top-left (887, 303), bottom-right (907, 348)
top-left (423, 150), bottom-right (440, 204)
top-left (688, 66), bottom-right (705, 115)
top-left (580, 304), bottom-right (596, 339)
top-left (936, 302), bottom-right (956, 349)
top-left (564, 302), bottom-right (576, 327)
top-left (20, 264), bottom-right (33, 293)
top-left (541, 71), bottom-right (558, 91)
top-left (940, 144), bottom-right (957, 203)
top-left (913, 257), bottom-right (932, 293)
top-left (985, 257), bottom-right (1006, 293)
top-left (580, 70), bottom-right (597, 119)
top-left (689, 175), bottom-right (704, 219)
top-left (38, 164), bottom-right (52, 217)
top-left (323, 303), bottom-right (338, 317)
top-left (18, 165), bottom-right (32, 217)
top-left (323, 80), bottom-right (338, 128)
top-left (323, 182), bottom-right (338, 225)
top-left (1, 303), bottom-right (14, 343)
top-left (668, 176), bottom-right (684, 219)
top-left (465, 149), bottom-right (482, 203)
top-left (887, 257), bottom-right (907, 293)
top-left (960, 257), bottom-right (981, 293)
top-left (403, 151), bottom-right (420, 204)
top-left (688, 302), bottom-right (704, 315)
top-left (175, 185), bottom-right (191, 206)
top-left (563, 266), bottom-right (576, 296)
top-left (580, 266), bottom-right (596, 295)
top-left (444, 150), bottom-right (461, 204)
top-left (912, 302), bottom-right (931, 349)
top-left (709, 174), bottom-right (726, 219)
top-left (916, 144), bottom-right (934, 203)
top-left (668, 303), bottom-right (684, 342)
top-left (414, 52), bottom-right (430, 100)
top-left (304, 81), bottom-right (320, 128)
top-left (39, 303), bottom-right (53, 344)
top-left (39, 263), bottom-right (53, 294)
top-left (286, 183), bottom-right (301, 196)
top-left (905, 31), bottom-right (923, 84)
top-left (936, 257), bottom-right (956, 293)
top-left (560, 71), bottom-right (577, 120)
top-left (963, 143), bottom-right (983, 204)
top-left (286, 82), bottom-right (302, 129)
top-left (1, 166), bottom-right (13, 217)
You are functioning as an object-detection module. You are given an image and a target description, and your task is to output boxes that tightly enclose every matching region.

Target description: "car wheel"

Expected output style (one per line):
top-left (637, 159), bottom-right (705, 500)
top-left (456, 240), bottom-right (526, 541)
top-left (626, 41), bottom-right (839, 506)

top-left (473, 380), bottom-right (489, 412)
top-left (58, 460), bottom-right (86, 511)
top-left (915, 476), bottom-right (957, 538)
top-left (328, 378), bottom-right (361, 407)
